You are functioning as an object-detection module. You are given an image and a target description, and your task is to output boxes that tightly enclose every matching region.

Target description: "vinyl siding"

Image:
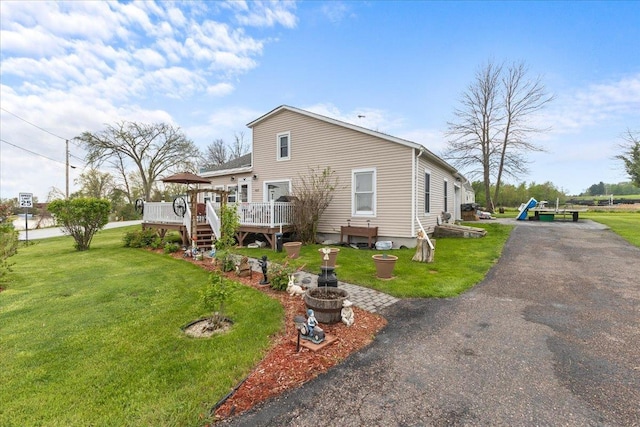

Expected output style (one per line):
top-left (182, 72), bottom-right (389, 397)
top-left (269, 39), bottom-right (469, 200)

top-left (252, 109), bottom-right (414, 239)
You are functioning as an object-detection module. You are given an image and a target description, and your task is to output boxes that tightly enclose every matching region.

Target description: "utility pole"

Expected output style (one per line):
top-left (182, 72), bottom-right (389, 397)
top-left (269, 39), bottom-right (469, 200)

top-left (66, 139), bottom-right (69, 199)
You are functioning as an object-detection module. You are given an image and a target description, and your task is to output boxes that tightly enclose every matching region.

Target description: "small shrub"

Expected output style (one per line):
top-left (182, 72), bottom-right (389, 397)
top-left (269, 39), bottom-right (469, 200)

top-left (0, 222), bottom-right (19, 283)
top-left (201, 272), bottom-right (234, 327)
top-left (123, 228), bottom-right (158, 248)
top-left (163, 242), bottom-right (180, 254)
top-left (164, 232), bottom-right (183, 244)
top-left (215, 250), bottom-right (237, 272)
top-left (268, 262), bottom-right (295, 291)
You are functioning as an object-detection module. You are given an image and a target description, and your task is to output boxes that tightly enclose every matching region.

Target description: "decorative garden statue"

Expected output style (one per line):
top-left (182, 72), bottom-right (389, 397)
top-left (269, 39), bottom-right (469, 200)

top-left (236, 256), bottom-right (252, 277)
top-left (293, 309), bottom-right (324, 344)
top-left (341, 299), bottom-right (355, 327)
top-left (258, 255), bottom-right (269, 285)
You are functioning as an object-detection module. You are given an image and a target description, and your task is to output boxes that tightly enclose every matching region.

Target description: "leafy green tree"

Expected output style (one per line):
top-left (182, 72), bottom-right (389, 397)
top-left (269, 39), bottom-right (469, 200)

top-left (216, 203), bottom-right (239, 250)
top-left (75, 169), bottom-right (115, 199)
top-left (48, 198), bottom-right (111, 251)
top-left (615, 129), bottom-right (640, 187)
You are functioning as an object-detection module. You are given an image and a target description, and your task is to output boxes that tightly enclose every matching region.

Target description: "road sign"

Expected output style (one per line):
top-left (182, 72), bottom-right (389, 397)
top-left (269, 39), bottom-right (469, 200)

top-left (19, 192), bottom-right (33, 208)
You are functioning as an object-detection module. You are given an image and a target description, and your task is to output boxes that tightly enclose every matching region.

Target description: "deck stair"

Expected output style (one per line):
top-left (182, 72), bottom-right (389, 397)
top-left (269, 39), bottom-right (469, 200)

top-left (194, 223), bottom-right (215, 250)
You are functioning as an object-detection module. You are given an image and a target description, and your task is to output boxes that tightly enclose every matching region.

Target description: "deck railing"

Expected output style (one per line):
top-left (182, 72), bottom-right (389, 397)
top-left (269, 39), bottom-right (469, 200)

top-left (142, 201), bottom-right (294, 230)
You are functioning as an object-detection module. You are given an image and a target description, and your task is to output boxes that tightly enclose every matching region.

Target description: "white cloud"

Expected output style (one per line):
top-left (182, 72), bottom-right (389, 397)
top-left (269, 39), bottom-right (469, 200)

top-left (542, 73), bottom-right (640, 135)
top-left (233, 1), bottom-right (298, 28)
top-left (207, 83), bottom-right (235, 97)
top-left (304, 103), bottom-right (406, 135)
top-left (321, 2), bottom-right (352, 24)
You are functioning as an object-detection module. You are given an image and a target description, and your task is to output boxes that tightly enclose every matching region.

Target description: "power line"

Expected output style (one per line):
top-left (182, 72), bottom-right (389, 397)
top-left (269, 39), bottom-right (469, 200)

top-left (1, 138), bottom-right (69, 166)
top-left (0, 107), bottom-right (69, 141)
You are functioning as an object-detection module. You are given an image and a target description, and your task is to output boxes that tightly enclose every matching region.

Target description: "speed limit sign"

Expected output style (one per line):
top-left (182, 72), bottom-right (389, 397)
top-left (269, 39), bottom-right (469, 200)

top-left (19, 192), bottom-right (33, 208)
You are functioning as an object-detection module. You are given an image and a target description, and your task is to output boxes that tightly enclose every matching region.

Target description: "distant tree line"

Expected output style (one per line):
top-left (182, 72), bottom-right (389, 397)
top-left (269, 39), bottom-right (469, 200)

top-left (581, 181), bottom-right (639, 197)
top-left (472, 181), bottom-right (567, 209)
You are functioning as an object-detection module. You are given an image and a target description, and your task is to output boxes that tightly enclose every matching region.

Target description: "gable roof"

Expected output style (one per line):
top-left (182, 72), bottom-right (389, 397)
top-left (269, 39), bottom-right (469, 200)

top-left (199, 153), bottom-right (252, 176)
top-left (247, 105), bottom-right (460, 176)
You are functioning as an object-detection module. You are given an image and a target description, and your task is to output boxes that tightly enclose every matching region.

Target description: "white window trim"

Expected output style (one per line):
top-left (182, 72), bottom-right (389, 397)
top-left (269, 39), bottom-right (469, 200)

top-left (213, 185), bottom-right (224, 203)
top-left (263, 179), bottom-right (292, 202)
top-left (226, 184), bottom-right (238, 203)
top-left (276, 131), bottom-right (291, 161)
top-left (352, 168), bottom-right (376, 217)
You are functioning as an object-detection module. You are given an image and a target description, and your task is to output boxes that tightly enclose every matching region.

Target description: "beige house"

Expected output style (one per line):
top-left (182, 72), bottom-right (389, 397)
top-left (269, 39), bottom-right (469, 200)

top-left (200, 105), bottom-right (474, 248)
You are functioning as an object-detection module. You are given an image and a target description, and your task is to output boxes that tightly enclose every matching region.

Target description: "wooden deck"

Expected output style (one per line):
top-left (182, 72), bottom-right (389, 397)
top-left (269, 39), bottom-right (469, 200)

top-left (141, 200), bottom-right (294, 249)
top-left (236, 224), bottom-right (295, 248)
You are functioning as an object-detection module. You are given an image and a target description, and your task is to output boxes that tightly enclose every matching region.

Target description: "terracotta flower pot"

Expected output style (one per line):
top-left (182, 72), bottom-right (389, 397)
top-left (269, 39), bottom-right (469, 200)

top-left (304, 287), bottom-right (349, 324)
top-left (283, 241), bottom-right (302, 259)
top-left (318, 247), bottom-right (340, 268)
top-left (372, 254), bottom-right (398, 279)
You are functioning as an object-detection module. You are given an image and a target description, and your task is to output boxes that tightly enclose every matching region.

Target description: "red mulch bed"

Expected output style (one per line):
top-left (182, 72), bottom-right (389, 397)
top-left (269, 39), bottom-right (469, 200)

top-left (175, 254), bottom-right (387, 422)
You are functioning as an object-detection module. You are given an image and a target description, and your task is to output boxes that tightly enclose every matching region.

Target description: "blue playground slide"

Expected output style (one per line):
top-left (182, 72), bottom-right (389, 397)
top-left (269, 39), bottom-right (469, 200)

top-left (516, 197), bottom-right (538, 220)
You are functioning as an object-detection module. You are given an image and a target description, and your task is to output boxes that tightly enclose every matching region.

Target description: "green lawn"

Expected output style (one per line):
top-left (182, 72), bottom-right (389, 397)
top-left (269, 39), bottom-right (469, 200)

top-left (234, 222), bottom-right (513, 298)
top-left (0, 226), bottom-right (283, 427)
top-left (582, 211), bottom-right (640, 247)
top-left (3, 214), bottom-right (635, 426)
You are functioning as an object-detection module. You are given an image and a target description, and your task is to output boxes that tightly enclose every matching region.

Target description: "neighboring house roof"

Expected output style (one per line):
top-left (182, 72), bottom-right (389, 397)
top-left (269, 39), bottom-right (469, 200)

top-left (247, 105), bottom-right (463, 178)
top-left (200, 153), bottom-right (252, 177)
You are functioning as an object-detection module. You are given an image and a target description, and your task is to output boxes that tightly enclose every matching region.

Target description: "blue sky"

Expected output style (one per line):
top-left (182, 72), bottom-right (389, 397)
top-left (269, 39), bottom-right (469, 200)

top-left (1, 1), bottom-right (639, 202)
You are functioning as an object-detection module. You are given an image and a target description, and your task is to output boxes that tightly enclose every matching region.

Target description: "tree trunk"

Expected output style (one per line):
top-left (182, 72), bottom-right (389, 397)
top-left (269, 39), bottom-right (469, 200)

top-left (412, 237), bottom-right (435, 263)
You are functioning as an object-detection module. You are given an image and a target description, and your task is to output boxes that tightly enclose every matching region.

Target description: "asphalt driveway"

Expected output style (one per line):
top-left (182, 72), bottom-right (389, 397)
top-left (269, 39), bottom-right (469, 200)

top-left (225, 219), bottom-right (640, 426)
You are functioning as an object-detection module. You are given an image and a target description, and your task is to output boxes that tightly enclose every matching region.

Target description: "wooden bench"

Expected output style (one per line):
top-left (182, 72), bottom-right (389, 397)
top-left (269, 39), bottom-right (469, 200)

top-left (340, 225), bottom-right (378, 248)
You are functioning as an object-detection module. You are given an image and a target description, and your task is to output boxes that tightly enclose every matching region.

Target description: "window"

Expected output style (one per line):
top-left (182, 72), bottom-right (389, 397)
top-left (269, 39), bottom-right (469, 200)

top-left (353, 169), bottom-right (376, 216)
top-left (239, 183), bottom-right (249, 203)
top-left (276, 132), bottom-right (290, 161)
top-left (227, 185), bottom-right (237, 203)
top-left (265, 181), bottom-right (291, 201)
top-left (213, 186), bottom-right (223, 203)
top-left (424, 172), bottom-right (431, 213)
top-left (444, 180), bottom-right (448, 212)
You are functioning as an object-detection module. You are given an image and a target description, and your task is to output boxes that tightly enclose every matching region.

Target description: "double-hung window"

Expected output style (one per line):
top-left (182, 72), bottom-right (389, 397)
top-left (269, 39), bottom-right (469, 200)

top-left (276, 132), bottom-right (290, 161)
top-left (443, 180), bottom-right (448, 212)
top-left (353, 168), bottom-right (376, 216)
top-left (424, 172), bottom-right (431, 213)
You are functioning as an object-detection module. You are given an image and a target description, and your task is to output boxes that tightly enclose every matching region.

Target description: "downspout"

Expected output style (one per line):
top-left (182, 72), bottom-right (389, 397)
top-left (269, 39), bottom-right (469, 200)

top-left (412, 148), bottom-right (423, 237)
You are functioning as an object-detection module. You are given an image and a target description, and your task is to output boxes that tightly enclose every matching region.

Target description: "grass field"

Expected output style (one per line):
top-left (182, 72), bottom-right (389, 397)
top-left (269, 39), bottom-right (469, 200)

top-left (234, 222), bottom-right (513, 298)
top-left (2, 211), bottom-right (635, 426)
top-left (0, 226), bottom-right (283, 427)
top-left (582, 211), bottom-right (640, 247)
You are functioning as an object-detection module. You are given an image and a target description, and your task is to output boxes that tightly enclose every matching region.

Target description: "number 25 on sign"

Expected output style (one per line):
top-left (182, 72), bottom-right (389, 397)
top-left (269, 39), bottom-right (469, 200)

top-left (19, 192), bottom-right (33, 208)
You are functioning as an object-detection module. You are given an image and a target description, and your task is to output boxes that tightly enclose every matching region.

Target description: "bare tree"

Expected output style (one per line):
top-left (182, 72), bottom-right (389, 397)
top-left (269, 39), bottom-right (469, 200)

top-left (231, 131), bottom-right (250, 159)
top-left (445, 60), bottom-right (552, 211)
top-left (202, 132), bottom-right (250, 169)
top-left (615, 129), bottom-right (640, 187)
top-left (77, 121), bottom-right (200, 201)
top-left (203, 138), bottom-right (229, 167)
top-left (291, 166), bottom-right (339, 244)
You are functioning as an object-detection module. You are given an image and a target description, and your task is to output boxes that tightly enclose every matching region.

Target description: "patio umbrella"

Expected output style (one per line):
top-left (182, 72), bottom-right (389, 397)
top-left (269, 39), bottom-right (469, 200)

top-left (161, 171), bottom-right (211, 184)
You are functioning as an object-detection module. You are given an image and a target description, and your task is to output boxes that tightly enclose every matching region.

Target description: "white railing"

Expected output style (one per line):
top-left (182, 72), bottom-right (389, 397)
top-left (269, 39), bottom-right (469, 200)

top-left (237, 201), bottom-right (294, 227)
top-left (206, 201), bottom-right (221, 239)
top-left (184, 204), bottom-right (191, 240)
top-left (142, 201), bottom-right (294, 230)
top-left (142, 202), bottom-right (183, 223)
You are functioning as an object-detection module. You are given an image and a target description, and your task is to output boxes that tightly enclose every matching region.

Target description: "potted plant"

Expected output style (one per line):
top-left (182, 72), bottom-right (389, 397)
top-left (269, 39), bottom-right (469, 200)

top-left (318, 246), bottom-right (340, 268)
top-left (372, 253), bottom-right (398, 279)
top-left (283, 241), bottom-right (302, 259)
